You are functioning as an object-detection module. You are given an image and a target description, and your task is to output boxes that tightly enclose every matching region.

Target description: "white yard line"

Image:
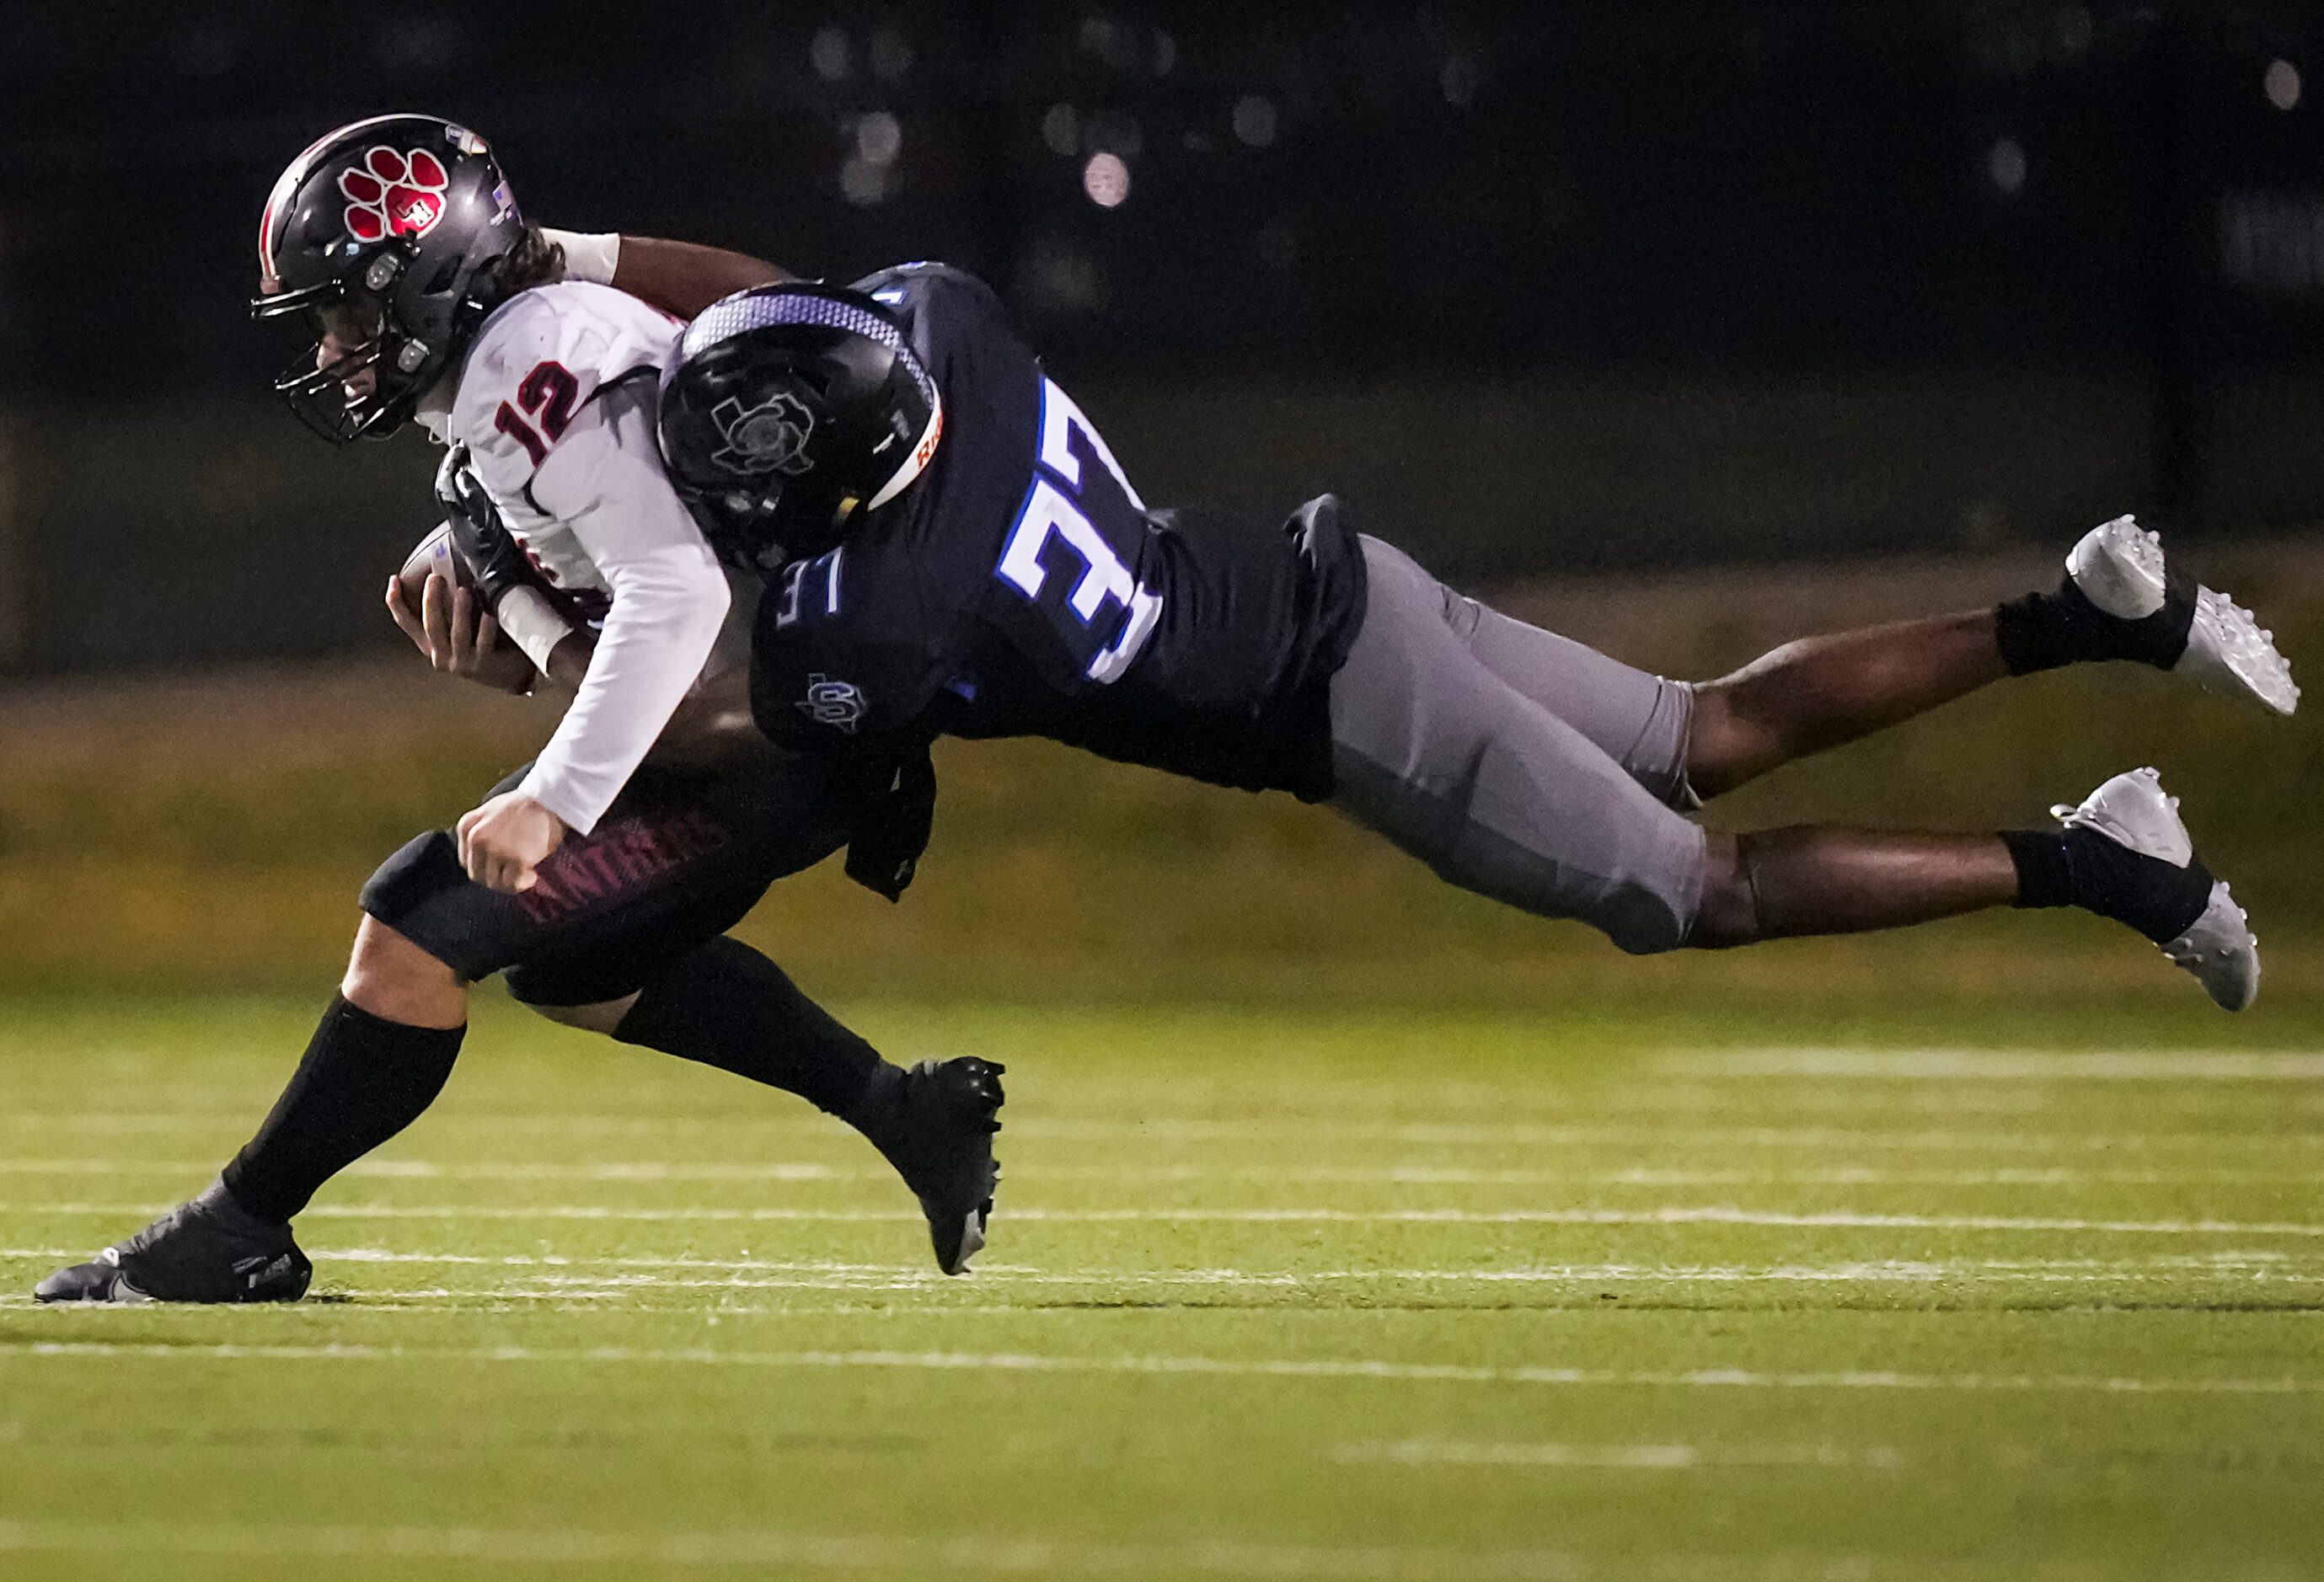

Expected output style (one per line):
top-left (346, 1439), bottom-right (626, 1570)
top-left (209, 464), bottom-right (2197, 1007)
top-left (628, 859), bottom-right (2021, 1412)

top-left (5, 1339), bottom-right (2321, 1398)
top-left (6, 1111), bottom-right (2317, 1152)
top-left (13, 1245), bottom-right (2318, 1287)
top-left (16, 1201), bottom-right (2324, 1236)
top-left (10, 1248), bottom-right (2324, 1297)
top-left (8, 1246), bottom-right (2313, 1278)
top-left (0, 1159), bottom-right (2314, 1187)
top-left (1662, 1049), bottom-right (2324, 1080)
top-left (283, 1264), bottom-right (2324, 1303)
top-left (0, 1519), bottom-right (1606, 1579)
top-left (0, 1520), bottom-right (2129, 1581)
top-left (325, 1253), bottom-right (2324, 1294)
top-left (1335, 1440), bottom-right (1906, 1470)
top-left (12, 1250), bottom-right (2324, 1315)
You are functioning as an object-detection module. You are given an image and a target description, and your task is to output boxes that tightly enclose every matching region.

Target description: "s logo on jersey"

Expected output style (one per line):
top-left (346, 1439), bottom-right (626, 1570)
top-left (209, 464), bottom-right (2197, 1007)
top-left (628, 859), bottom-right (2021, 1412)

top-left (710, 393), bottom-right (816, 476)
top-left (339, 147), bottom-right (450, 243)
top-left (797, 674), bottom-right (866, 734)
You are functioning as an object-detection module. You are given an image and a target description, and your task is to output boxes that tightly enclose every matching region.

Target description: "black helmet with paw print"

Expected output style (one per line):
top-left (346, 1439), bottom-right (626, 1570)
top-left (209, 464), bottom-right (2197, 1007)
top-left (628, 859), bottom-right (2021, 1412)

top-left (252, 114), bottom-right (527, 442)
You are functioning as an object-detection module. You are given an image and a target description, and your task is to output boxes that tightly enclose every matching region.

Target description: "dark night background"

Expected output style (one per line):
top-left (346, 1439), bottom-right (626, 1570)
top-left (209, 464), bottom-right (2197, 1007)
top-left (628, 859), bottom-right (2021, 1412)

top-left (3, 1), bottom-right (2321, 671)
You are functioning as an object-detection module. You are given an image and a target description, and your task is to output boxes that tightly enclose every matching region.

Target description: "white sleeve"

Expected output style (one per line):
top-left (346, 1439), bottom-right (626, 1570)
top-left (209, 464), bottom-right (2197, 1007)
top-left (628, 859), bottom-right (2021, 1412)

top-left (513, 387), bottom-right (729, 835)
top-left (541, 228), bottom-right (622, 287)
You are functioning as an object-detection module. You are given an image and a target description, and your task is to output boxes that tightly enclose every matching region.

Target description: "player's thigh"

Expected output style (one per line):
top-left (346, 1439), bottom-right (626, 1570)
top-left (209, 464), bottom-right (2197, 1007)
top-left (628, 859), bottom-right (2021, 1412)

top-left (1329, 553), bottom-right (1706, 954)
top-left (1358, 535), bottom-right (1695, 806)
top-left (362, 756), bottom-right (848, 1001)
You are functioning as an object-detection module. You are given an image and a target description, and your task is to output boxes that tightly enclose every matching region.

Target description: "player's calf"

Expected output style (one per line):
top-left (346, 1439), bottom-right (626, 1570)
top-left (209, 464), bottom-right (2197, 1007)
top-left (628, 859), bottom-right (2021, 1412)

top-left (342, 914), bottom-right (470, 1029)
top-left (556, 937), bottom-right (1008, 1275)
top-left (1686, 768), bottom-right (2257, 1010)
top-left (1689, 827), bottom-right (2016, 945)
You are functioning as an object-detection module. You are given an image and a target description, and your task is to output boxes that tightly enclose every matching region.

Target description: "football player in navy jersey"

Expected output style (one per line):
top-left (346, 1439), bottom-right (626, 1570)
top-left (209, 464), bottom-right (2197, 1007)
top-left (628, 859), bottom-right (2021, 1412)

top-left (655, 268), bottom-right (2296, 1009)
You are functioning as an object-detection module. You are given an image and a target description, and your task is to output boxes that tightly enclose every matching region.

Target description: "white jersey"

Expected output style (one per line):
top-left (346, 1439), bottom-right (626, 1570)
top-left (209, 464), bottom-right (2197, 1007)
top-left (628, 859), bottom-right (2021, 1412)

top-left (432, 281), bottom-right (752, 835)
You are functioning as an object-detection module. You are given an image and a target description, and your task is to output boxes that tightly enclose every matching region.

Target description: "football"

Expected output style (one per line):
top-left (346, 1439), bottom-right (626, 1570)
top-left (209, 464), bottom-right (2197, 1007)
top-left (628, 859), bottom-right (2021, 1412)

top-left (395, 521), bottom-right (479, 605)
top-left (394, 523), bottom-right (538, 692)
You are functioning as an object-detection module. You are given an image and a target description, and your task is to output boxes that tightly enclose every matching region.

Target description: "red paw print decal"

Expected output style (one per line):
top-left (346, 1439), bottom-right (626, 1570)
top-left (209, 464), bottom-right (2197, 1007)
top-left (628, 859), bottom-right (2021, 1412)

top-left (338, 147), bottom-right (449, 244)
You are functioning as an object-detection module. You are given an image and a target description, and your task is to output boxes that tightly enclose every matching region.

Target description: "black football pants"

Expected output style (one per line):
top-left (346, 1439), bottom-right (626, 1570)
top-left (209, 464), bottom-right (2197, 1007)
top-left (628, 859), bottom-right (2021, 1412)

top-left (359, 746), bottom-right (850, 1005)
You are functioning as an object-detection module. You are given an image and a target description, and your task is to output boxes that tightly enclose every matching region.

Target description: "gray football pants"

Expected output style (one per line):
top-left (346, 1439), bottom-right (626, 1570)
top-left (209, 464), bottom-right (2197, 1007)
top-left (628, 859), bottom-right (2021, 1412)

top-left (1327, 536), bottom-right (1709, 954)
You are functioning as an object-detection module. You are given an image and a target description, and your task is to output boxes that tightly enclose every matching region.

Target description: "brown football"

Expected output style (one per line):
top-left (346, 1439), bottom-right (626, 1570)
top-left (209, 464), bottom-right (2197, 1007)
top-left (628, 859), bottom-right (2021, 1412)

top-left (395, 524), bottom-right (538, 692)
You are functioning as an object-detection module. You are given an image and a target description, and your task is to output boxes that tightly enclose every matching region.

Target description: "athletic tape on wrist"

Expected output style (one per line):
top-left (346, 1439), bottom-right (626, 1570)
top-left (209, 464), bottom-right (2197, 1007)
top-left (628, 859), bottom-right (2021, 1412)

top-left (495, 585), bottom-right (576, 674)
top-left (540, 228), bottom-right (621, 287)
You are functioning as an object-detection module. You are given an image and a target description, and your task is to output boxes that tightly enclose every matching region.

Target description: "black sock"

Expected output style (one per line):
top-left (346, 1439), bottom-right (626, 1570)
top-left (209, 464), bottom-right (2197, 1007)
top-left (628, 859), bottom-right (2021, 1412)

top-left (2003, 827), bottom-right (2212, 943)
top-left (221, 996), bottom-right (465, 1224)
top-left (1995, 565), bottom-right (2195, 676)
top-left (612, 936), bottom-right (896, 1120)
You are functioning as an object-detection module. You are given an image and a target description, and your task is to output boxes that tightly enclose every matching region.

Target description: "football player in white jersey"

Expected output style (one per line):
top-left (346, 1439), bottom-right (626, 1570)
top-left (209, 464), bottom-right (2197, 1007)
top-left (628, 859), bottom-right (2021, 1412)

top-left (35, 115), bottom-right (998, 1305)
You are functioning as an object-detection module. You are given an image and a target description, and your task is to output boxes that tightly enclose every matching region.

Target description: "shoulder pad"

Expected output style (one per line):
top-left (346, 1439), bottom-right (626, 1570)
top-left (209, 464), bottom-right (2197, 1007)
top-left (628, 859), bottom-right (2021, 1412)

top-left (452, 282), bottom-right (681, 502)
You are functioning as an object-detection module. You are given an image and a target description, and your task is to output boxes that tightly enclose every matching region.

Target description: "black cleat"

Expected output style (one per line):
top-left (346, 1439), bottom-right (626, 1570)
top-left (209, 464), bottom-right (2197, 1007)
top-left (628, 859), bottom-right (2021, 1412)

top-left (34, 1180), bottom-right (312, 1305)
top-left (867, 1058), bottom-right (1004, 1275)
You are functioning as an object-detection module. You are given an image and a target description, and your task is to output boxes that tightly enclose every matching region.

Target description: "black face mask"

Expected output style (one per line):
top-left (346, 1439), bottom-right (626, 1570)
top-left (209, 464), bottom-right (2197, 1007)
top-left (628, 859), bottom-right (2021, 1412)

top-left (671, 474), bottom-right (791, 572)
top-left (253, 277), bottom-right (425, 444)
top-left (668, 471), bottom-right (861, 576)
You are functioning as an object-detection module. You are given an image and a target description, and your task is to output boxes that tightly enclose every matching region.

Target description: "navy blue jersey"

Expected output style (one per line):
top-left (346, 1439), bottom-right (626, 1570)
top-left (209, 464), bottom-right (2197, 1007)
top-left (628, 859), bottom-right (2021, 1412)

top-left (747, 264), bottom-right (1368, 799)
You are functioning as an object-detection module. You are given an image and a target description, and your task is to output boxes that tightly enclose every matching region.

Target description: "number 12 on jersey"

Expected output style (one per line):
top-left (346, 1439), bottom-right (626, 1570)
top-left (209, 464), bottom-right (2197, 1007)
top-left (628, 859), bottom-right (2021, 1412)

top-left (494, 360), bottom-right (579, 468)
top-left (995, 379), bottom-right (1162, 684)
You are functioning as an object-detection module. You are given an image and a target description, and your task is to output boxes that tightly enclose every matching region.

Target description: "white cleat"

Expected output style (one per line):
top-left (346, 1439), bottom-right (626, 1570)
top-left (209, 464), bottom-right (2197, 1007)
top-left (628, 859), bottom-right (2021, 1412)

top-left (2160, 886), bottom-right (2262, 1016)
top-left (2066, 515), bottom-right (2300, 715)
top-left (2051, 767), bottom-right (2259, 1012)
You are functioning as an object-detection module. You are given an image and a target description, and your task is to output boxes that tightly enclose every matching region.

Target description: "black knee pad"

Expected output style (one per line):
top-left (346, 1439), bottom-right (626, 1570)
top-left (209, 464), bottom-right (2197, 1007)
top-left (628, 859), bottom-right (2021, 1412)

top-left (359, 830), bottom-right (463, 930)
top-left (358, 829), bottom-right (531, 983)
top-left (363, 754), bottom-right (849, 1002)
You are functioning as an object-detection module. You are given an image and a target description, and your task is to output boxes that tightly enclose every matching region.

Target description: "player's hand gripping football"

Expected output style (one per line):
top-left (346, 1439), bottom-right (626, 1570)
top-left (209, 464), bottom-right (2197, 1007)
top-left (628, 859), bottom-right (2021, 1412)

top-left (457, 791), bottom-right (567, 894)
top-left (386, 569), bottom-right (532, 692)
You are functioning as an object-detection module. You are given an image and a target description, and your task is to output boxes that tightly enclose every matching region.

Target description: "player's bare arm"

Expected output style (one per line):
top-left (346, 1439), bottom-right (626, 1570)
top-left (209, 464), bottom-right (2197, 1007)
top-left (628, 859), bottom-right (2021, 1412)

top-left (539, 227), bottom-right (792, 318)
top-left (602, 233), bottom-right (793, 316)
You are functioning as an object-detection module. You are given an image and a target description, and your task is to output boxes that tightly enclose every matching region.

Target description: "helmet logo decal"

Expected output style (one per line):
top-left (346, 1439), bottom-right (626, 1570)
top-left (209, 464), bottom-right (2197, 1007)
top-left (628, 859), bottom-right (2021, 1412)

top-left (710, 392), bottom-right (816, 476)
top-left (338, 147), bottom-right (450, 245)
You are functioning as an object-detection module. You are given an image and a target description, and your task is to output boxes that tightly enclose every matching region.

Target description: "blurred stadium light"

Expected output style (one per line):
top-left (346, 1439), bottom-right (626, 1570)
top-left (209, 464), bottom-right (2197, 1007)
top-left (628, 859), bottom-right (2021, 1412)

top-left (1, 3), bottom-right (2321, 673)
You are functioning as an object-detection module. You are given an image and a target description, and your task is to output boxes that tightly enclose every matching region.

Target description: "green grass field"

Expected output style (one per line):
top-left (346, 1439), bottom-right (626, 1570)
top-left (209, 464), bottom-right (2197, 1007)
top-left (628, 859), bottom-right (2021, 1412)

top-left (5, 541), bottom-right (2322, 1574)
top-left (4, 992), bottom-right (2322, 1579)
